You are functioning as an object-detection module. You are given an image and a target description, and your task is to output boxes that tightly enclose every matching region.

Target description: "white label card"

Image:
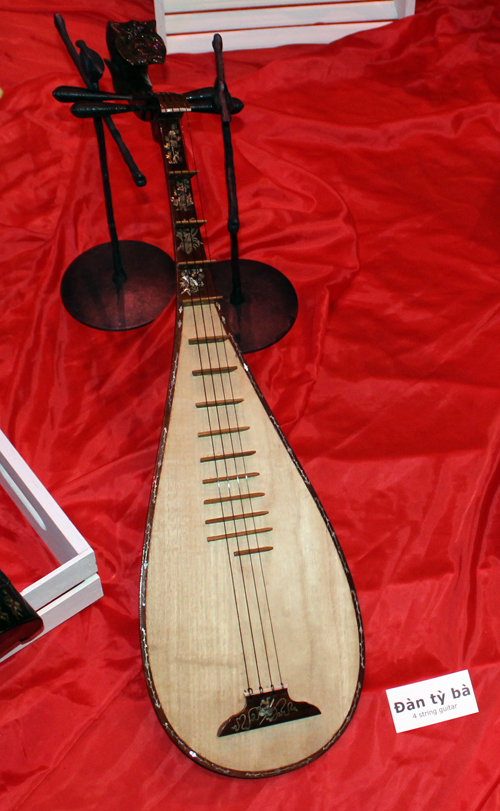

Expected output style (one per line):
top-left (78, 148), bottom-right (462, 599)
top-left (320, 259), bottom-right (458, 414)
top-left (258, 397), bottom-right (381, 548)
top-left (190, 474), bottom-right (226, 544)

top-left (386, 670), bottom-right (478, 733)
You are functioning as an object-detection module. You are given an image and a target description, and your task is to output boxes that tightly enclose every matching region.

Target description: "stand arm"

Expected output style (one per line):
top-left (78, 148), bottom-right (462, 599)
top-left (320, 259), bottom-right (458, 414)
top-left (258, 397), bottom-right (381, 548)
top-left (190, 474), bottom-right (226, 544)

top-left (54, 14), bottom-right (146, 187)
top-left (212, 35), bottom-right (244, 305)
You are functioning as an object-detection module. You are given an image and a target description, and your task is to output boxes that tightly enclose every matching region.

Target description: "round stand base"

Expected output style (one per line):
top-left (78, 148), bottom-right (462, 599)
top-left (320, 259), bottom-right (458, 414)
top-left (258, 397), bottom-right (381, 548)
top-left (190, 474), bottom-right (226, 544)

top-left (210, 259), bottom-right (298, 353)
top-left (61, 241), bottom-right (176, 331)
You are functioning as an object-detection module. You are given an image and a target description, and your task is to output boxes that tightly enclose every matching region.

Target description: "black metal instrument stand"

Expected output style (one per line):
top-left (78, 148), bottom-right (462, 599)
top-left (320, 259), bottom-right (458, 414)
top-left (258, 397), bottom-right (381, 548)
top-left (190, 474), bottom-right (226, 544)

top-left (54, 15), bottom-right (175, 331)
top-left (54, 18), bottom-right (297, 348)
top-left (208, 34), bottom-right (298, 353)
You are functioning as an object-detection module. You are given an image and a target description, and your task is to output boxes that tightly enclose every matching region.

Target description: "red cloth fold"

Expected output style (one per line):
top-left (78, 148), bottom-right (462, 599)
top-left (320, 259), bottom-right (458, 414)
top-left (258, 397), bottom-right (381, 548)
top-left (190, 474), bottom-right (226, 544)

top-left (2, 0), bottom-right (500, 807)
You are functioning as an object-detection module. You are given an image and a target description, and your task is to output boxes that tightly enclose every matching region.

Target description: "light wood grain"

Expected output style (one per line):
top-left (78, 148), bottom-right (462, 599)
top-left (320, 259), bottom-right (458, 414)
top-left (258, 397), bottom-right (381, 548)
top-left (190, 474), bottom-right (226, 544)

top-left (143, 302), bottom-right (362, 776)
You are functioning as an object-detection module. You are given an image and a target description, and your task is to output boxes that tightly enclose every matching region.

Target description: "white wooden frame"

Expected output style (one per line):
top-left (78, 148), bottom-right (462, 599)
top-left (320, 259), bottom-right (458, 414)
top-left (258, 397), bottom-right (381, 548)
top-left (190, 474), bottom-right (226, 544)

top-left (155, 0), bottom-right (416, 54)
top-left (0, 429), bottom-right (103, 661)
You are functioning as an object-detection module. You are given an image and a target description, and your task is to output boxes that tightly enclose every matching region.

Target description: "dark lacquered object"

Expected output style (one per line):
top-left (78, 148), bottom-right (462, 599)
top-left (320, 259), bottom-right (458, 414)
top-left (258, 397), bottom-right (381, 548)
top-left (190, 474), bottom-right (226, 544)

top-left (0, 570), bottom-right (44, 657)
top-left (217, 686), bottom-right (320, 737)
top-left (61, 242), bottom-right (176, 331)
top-left (208, 34), bottom-right (298, 352)
top-left (211, 260), bottom-right (298, 353)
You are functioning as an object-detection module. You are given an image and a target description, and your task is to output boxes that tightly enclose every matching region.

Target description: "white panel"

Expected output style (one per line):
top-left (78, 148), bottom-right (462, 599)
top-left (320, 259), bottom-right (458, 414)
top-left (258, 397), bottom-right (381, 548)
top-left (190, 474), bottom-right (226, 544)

top-left (155, 0), bottom-right (168, 41)
top-left (166, 3), bottom-right (397, 35)
top-left (21, 549), bottom-right (97, 611)
top-left (0, 429), bottom-right (103, 660)
top-left (36, 574), bottom-right (103, 634)
top-left (165, 20), bottom-right (389, 54)
top-left (0, 430), bottom-right (89, 563)
top-left (394, 0), bottom-right (415, 16)
top-left (167, 0), bottom-right (367, 11)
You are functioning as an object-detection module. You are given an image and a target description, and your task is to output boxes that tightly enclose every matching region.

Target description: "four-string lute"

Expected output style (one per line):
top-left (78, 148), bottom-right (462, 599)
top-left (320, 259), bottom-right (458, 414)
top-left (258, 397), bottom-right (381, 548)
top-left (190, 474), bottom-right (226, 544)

top-left (140, 106), bottom-right (364, 777)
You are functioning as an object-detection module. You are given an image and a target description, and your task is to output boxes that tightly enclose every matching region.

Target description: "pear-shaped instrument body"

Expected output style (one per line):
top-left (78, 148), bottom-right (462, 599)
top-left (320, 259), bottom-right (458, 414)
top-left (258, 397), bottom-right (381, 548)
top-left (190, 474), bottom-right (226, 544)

top-left (141, 297), bottom-right (363, 777)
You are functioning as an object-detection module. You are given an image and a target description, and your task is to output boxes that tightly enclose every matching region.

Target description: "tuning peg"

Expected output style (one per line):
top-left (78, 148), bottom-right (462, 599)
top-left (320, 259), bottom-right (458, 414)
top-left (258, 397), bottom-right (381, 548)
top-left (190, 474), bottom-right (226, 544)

top-left (70, 99), bottom-right (159, 118)
top-left (53, 85), bottom-right (136, 103)
top-left (183, 38), bottom-right (244, 119)
top-left (54, 15), bottom-right (147, 187)
top-left (184, 87), bottom-right (244, 115)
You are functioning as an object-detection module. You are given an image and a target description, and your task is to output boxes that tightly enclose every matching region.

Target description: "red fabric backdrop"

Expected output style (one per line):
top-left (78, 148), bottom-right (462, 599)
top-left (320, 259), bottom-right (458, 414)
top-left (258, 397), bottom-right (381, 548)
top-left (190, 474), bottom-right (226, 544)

top-left (2, 0), bottom-right (500, 807)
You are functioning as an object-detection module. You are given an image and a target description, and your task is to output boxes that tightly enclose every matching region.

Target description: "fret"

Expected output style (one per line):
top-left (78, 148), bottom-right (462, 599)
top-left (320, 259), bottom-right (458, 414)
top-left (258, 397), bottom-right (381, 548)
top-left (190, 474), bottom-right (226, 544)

top-left (202, 472), bottom-right (259, 485)
top-left (192, 366), bottom-right (237, 377)
top-left (234, 546), bottom-right (274, 557)
top-left (184, 296), bottom-right (223, 307)
top-left (198, 426), bottom-right (250, 437)
top-left (156, 94), bottom-right (190, 115)
top-left (189, 335), bottom-right (229, 345)
top-left (169, 169), bottom-right (198, 177)
top-left (204, 490), bottom-right (264, 504)
top-left (200, 450), bottom-right (256, 463)
top-left (178, 259), bottom-right (217, 268)
top-left (205, 510), bottom-right (269, 525)
top-left (196, 398), bottom-right (243, 408)
top-left (207, 527), bottom-right (273, 543)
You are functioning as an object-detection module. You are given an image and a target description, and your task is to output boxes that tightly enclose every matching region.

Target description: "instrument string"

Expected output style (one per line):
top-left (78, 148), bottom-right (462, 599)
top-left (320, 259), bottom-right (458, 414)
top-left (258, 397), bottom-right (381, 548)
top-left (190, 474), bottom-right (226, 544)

top-left (204, 300), bottom-right (284, 689)
top-left (189, 297), bottom-right (255, 690)
top-left (185, 115), bottom-right (275, 688)
top-left (187, 113), bottom-right (282, 689)
top-left (181, 115), bottom-right (270, 688)
top-left (161, 118), bottom-right (257, 687)
top-left (182, 114), bottom-right (282, 690)
top-left (184, 116), bottom-right (280, 689)
top-left (186, 111), bottom-right (284, 687)
top-left (197, 299), bottom-right (274, 690)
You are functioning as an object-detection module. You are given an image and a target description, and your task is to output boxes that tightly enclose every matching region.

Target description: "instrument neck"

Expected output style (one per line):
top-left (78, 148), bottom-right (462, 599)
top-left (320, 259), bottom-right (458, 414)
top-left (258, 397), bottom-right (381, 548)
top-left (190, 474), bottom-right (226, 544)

top-left (157, 117), bottom-right (215, 302)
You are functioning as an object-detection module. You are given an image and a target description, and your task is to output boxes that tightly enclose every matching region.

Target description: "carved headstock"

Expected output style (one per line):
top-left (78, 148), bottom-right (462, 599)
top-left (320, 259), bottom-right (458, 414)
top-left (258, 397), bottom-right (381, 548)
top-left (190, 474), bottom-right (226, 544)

top-left (106, 20), bottom-right (166, 96)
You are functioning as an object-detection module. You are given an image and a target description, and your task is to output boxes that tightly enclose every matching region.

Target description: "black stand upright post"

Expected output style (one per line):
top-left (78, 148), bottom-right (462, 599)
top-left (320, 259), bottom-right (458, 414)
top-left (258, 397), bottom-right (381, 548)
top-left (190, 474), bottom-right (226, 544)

top-left (212, 35), bottom-right (244, 307)
top-left (94, 115), bottom-right (127, 296)
top-left (209, 35), bottom-right (298, 353)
